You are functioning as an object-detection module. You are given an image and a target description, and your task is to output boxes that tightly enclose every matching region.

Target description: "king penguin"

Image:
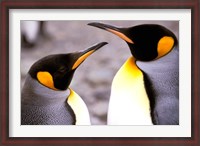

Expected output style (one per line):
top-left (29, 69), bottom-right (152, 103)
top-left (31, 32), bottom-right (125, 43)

top-left (88, 22), bottom-right (179, 125)
top-left (21, 42), bottom-right (108, 125)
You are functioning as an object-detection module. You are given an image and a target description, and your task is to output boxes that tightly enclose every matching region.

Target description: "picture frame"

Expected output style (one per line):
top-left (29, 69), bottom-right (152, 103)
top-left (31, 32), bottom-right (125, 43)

top-left (0, 0), bottom-right (199, 145)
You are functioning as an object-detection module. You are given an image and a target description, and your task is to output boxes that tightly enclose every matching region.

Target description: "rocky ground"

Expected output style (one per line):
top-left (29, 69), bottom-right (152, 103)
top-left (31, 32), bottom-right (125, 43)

top-left (21, 20), bottom-right (178, 125)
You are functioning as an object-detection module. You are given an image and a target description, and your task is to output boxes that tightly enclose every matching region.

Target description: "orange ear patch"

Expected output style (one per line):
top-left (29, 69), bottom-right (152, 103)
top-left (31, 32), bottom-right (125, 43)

top-left (157, 36), bottom-right (174, 59)
top-left (37, 71), bottom-right (57, 90)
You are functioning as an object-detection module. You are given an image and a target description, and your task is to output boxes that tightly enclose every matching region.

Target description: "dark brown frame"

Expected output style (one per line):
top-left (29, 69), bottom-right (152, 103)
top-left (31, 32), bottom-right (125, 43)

top-left (0, 0), bottom-right (199, 145)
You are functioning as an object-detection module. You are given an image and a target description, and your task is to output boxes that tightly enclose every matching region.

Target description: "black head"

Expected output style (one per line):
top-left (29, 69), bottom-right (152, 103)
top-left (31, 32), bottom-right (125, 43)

top-left (88, 22), bottom-right (178, 61)
top-left (28, 42), bottom-right (108, 90)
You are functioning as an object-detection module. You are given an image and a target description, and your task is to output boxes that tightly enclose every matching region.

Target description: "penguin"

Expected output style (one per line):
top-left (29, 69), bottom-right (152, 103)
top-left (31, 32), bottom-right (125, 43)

top-left (88, 22), bottom-right (179, 125)
top-left (21, 42), bottom-right (108, 125)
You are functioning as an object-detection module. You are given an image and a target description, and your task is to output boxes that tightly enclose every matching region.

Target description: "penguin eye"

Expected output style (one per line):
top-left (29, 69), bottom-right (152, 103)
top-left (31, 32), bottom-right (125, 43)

top-left (58, 66), bottom-right (67, 73)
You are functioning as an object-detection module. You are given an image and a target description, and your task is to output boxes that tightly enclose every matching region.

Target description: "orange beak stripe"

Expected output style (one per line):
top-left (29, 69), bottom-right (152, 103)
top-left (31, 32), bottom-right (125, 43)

top-left (107, 29), bottom-right (134, 44)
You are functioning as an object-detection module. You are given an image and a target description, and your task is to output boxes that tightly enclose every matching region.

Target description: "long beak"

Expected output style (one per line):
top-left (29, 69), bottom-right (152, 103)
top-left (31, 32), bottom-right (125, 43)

top-left (72, 42), bottom-right (108, 70)
top-left (88, 22), bottom-right (134, 44)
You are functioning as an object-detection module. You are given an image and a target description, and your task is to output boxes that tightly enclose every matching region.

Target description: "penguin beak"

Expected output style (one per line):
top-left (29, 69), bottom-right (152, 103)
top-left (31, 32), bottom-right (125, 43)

top-left (88, 22), bottom-right (134, 44)
top-left (72, 42), bottom-right (108, 70)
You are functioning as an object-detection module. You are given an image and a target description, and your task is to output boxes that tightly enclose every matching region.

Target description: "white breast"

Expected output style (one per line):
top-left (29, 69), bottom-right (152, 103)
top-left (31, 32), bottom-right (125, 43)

top-left (67, 89), bottom-right (91, 125)
top-left (107, 57), bottom-right (153, 125)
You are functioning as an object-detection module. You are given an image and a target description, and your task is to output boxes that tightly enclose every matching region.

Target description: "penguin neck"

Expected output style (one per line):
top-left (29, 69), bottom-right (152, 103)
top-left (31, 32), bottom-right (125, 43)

top-left (136, 47), bottom-right (179, 73)
top-left (112, 57), bottom-right (141, 89)
top-left (22, 74), bottom-right (70, 106)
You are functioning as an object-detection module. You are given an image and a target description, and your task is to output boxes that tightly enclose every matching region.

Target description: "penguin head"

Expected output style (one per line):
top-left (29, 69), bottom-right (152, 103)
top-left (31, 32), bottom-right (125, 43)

top-left (88, 22), bottom-right (177, 61)
top-left (28, 42), bottom-right (107, 90)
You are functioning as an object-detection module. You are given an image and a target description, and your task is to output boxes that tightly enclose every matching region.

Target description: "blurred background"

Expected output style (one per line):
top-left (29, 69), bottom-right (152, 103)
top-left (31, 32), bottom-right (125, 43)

top-left (21, 20), bottom-right (178, 125)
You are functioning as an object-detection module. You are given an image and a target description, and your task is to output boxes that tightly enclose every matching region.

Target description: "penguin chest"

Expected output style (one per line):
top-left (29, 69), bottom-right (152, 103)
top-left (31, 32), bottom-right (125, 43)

top-left (108, 57), bottom-right (153, 125)
top-left (67, 89), bottom-right (91, 125)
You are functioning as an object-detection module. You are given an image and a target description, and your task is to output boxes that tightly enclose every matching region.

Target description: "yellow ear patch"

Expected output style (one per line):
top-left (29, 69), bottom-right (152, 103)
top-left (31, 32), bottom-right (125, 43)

top-left (37, 71), bottom-right (57, 90)
top-left (72, 50), bottom-right (95, 70)
top-left (157, 36), bottom-right (174, 59)
top-left (107, 29), bottom-right (134, 44)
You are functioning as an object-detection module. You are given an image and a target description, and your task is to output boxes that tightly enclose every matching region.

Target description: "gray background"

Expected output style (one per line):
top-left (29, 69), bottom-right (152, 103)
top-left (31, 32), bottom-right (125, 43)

top-left (21, 20), bottom-right (179, 125)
